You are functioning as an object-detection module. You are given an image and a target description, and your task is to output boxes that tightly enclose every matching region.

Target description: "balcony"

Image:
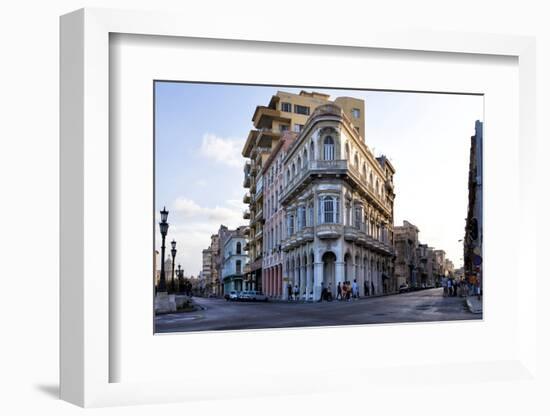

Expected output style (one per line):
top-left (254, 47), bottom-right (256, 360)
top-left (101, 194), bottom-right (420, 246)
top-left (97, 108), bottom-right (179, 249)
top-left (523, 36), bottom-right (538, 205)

top-left (357, 230), bottom-right (367, 245)
top-left (302, 227), bottom-right (314, 242)
top-left (252, 106), bottom-right (291, 129)
top-left (281, 235), bottom-right (297, 251)
top-left (256, 128), bottom-right (281, 148)
top-left (255, 228), bottom-right (263, 239)
top-left (255, 208), bottom-right (263, 220)
top-left (316, 223), bottom-right (342, 239)
top-left (243, 174), bottom-right (250, 188)
top-left (243, 192), bottom-right (251, 204)
top-left (344, 226), bottom-right (358, 242)
top-left (243, 209), bottom-right (250, 220)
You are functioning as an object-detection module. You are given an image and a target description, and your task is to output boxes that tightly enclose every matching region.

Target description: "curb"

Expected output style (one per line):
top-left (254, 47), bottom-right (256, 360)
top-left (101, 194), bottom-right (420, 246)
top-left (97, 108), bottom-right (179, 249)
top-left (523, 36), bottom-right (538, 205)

top-left (465, 297), bottom-right (483, 314)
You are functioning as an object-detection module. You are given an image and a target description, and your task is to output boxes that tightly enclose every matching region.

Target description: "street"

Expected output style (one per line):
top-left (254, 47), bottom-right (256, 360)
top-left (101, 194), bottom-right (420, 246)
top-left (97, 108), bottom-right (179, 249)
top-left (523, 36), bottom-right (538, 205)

top-left (154, 287), bottom-right (480, 333)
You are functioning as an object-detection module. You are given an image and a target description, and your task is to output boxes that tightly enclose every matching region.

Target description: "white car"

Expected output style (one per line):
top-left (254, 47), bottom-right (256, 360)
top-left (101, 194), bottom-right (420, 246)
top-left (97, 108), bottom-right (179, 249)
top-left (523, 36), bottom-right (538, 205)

top-left (238, 290), bottom-right (268, 302)
top-left (226, 290), bottom-right (240, 301)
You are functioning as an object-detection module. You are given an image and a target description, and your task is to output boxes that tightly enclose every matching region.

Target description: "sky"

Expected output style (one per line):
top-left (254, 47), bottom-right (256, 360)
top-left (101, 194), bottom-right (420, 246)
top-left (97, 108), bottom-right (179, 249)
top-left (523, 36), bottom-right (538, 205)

top-left (154, 82), bottom-right (483, 277)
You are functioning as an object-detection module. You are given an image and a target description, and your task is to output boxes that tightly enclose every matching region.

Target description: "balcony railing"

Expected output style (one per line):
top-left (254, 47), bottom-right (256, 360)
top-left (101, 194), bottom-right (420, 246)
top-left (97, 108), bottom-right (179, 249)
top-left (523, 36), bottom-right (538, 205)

top-left (344, 226), bottom-right (359, 242)
top-left (243, 209), bottom-right (250, 220)
top-left (243, 192), bottom-right (251, 204)
top-left (316, 223), bottom-right (342, 239)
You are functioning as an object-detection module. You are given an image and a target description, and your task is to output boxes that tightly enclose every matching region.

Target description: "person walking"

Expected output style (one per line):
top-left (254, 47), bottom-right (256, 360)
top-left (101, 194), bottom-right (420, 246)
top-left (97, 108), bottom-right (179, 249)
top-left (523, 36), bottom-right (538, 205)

top-left (352, 279), bottom-right (359, 300)
top-left (327, 282), bottom-right (333, 301)
top-left (336, 282), bottom-right (342, 301)
top-left (364, 280), bottom-right (369, 297)
top-left (287, 283), bottom-right (292, 301)
top-left (446, 278), bottom-right (452, 297)
top-left (294, 284), bottom-right (299, 301)
top-left (371, 281), bottom-right (375, 296)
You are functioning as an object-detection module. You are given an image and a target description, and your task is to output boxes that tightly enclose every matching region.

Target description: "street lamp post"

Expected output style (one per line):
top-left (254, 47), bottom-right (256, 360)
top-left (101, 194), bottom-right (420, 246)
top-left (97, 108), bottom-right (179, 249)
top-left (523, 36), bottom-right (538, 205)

top-left (177, 264), bottom-right (183, 294)
top-left (170, 240), bottom-right (177, 294)
top-left (158, 207), bottom-right (169, 293)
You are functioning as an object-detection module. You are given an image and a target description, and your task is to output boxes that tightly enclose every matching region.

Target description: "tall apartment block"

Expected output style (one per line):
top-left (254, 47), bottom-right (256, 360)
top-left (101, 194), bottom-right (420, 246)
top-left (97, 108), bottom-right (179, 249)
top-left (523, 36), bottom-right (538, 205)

top-left (241, 90), bottom-right (367, 293)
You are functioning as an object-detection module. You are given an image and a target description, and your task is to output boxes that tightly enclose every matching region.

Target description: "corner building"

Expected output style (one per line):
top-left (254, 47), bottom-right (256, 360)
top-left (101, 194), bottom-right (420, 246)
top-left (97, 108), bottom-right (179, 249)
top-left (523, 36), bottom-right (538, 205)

top-left (280, 103), bottom-right (396, 301)
top-left (242, 90), bottom-right (364, 291)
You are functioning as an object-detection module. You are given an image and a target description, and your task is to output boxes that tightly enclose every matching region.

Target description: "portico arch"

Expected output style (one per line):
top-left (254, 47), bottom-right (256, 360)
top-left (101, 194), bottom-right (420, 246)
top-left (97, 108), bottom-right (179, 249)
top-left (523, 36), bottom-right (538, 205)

top-left (322, 251), bottom-right (336, 295)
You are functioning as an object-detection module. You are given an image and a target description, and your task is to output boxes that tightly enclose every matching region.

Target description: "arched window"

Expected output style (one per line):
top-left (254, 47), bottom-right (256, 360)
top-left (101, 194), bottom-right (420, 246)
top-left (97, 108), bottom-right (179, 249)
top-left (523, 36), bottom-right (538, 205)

top-left (236, 260), bottom-right (242, 274)
top-left (292, 163), bottom-right (296, 176)
top-left (236, 242), bottom-right (242, 254)
top-left (310, 141), bottom-right (315, 161)
top-left (354, 154), bottom-right (359, 169)
top-left (345, 143), bottom-right (350, 159)
top-left (323, 136), bottom-right (335, 160)
top-left (362, 163), bottom-right (367, 179)
top-left (287, 168), bottom-right (291, 183)
top-left (319, 196), bottom-right (339, 224)
top-left (297, 157), bottom-right (302, 169)
top-left (303, 149), bottom-right (308, 168)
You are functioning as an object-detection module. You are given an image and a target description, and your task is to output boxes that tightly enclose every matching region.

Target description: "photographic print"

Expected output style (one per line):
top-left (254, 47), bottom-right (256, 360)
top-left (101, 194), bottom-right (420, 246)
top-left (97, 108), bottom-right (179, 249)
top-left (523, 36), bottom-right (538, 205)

top-left (153, 82), bottom-right (483, 333)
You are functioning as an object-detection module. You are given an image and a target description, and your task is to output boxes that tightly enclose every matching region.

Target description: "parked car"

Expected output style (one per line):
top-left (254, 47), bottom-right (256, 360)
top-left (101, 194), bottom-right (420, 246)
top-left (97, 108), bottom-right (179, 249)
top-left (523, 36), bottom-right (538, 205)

top-left (398, 284), bottom-right (409, 293)
top-left (226, 290), bottom-right (240, 301)
top-left (238, 290), bottom-right (268, 302)
top-left (237, 290), bottom-right (251, 301)
top-left (247, 290), bottom-right (268, 302)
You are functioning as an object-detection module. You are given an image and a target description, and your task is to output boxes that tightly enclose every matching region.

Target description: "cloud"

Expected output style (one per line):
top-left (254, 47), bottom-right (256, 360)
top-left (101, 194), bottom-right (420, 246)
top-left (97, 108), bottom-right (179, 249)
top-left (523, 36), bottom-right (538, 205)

top-left (199, 133), bottom-right (245, 168)
top-left (155, 197), bottom-right (247, 276)
top-left (172, 197), bottom-right (245, 227)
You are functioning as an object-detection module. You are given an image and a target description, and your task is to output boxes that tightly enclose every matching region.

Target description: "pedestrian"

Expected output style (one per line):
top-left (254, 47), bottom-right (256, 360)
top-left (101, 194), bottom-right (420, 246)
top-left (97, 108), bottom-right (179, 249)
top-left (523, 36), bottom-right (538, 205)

top-left (337, 282), bottom-right (342, 300)
top-left (346, 281), bottom-right (351, 301)
top-left (287, 283), bottom-right (292, 301)
top-left (294, 284), bottom-right (299, 301)
top-left (371, 281), bottom-right (375, 296)
top-left (327, 282), bottom-right (333, 301)
top-left (364, 280), bottom-right (369, 297)
top-left (352, 279), bottom-right (359, 299)
top-left (320, 283), bottom-right (326, 302)
top-left (446, 278), bottom-right (452, 297)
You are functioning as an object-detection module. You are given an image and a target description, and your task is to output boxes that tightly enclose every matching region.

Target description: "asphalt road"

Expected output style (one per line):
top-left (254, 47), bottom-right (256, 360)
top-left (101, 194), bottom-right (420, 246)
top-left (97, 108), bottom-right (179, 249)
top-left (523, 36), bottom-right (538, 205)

top-left (154, 287), bottom-right (480, 333)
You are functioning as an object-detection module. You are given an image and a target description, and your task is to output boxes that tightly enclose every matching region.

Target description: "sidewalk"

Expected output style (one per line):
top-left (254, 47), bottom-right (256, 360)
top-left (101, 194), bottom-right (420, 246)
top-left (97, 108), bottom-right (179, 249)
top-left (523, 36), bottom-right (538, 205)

top-left (465, 296), bottom-right (483, 314)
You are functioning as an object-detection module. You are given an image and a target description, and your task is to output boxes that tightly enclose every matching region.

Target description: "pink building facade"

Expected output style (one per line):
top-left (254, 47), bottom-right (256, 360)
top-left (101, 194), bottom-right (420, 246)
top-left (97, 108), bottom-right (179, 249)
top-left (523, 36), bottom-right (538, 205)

top-left (261, 132), bottom-right (297, 298)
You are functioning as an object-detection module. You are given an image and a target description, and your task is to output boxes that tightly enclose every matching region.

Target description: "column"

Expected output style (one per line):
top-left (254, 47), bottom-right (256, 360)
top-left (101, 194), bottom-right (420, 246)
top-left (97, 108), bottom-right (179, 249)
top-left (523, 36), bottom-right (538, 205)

top-left (335, 261), bottom-right (345, 286)
top-left (305, 261), bottom-right (311, 301)
top-left (314, 261), bottom-right (324, 300)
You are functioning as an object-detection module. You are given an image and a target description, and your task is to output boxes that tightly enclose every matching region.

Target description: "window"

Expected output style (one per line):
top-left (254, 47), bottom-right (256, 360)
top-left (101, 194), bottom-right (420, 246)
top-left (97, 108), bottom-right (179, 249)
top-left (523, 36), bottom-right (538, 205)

top-left (297, 157), bottom-right (302, 169)
top-left (294, 104), bottom-right (310, 115)
top-left (303, 149), bottom-right (308, 167)
top-left (281, 102), bottom-right (292, 112)
top-left (236, 242), bottom-right (241, 254)
top-left (319, 196), bottom-right (339, 224)
top-left (352, 108), bottom-right (360, 118)
top-left (293, 124), bottom-right (304, 133)
top-left (345, 143), bottom-right (350, 159)
top-left (287, 214), bottom-right (295, 236)
top-left (236, 260), bottom-right (242, 274)
top-left (310, 141), bottom-right (315, 160)
top-left (354, 154), bottom-right (359, 169)
top-left (354, 206), bottom-right (362, 229)
top-left (298, 206), bottom-right (306, 231)
top-left (280, 124), bottom-right (289, 132)
top-left (323, 136), bottom-right (335, 160)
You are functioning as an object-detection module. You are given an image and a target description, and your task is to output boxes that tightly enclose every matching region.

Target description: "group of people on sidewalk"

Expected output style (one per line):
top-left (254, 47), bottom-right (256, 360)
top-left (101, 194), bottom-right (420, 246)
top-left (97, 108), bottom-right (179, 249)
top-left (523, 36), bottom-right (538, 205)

top-left (441, 276), bottom-right (481, 298)
top-left (285, 278), bottom-right (380, 302)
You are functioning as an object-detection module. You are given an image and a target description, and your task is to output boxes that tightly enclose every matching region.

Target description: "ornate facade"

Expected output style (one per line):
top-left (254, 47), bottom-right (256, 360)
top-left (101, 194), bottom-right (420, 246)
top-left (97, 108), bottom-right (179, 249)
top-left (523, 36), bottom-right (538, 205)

top-left (279, 103), bottom-right (396, 300)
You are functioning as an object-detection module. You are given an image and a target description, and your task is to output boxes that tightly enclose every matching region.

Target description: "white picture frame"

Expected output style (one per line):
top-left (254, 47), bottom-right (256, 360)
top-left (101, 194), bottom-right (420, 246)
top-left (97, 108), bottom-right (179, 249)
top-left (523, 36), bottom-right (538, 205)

top-left (60, 8), bottom-right (538, 408)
